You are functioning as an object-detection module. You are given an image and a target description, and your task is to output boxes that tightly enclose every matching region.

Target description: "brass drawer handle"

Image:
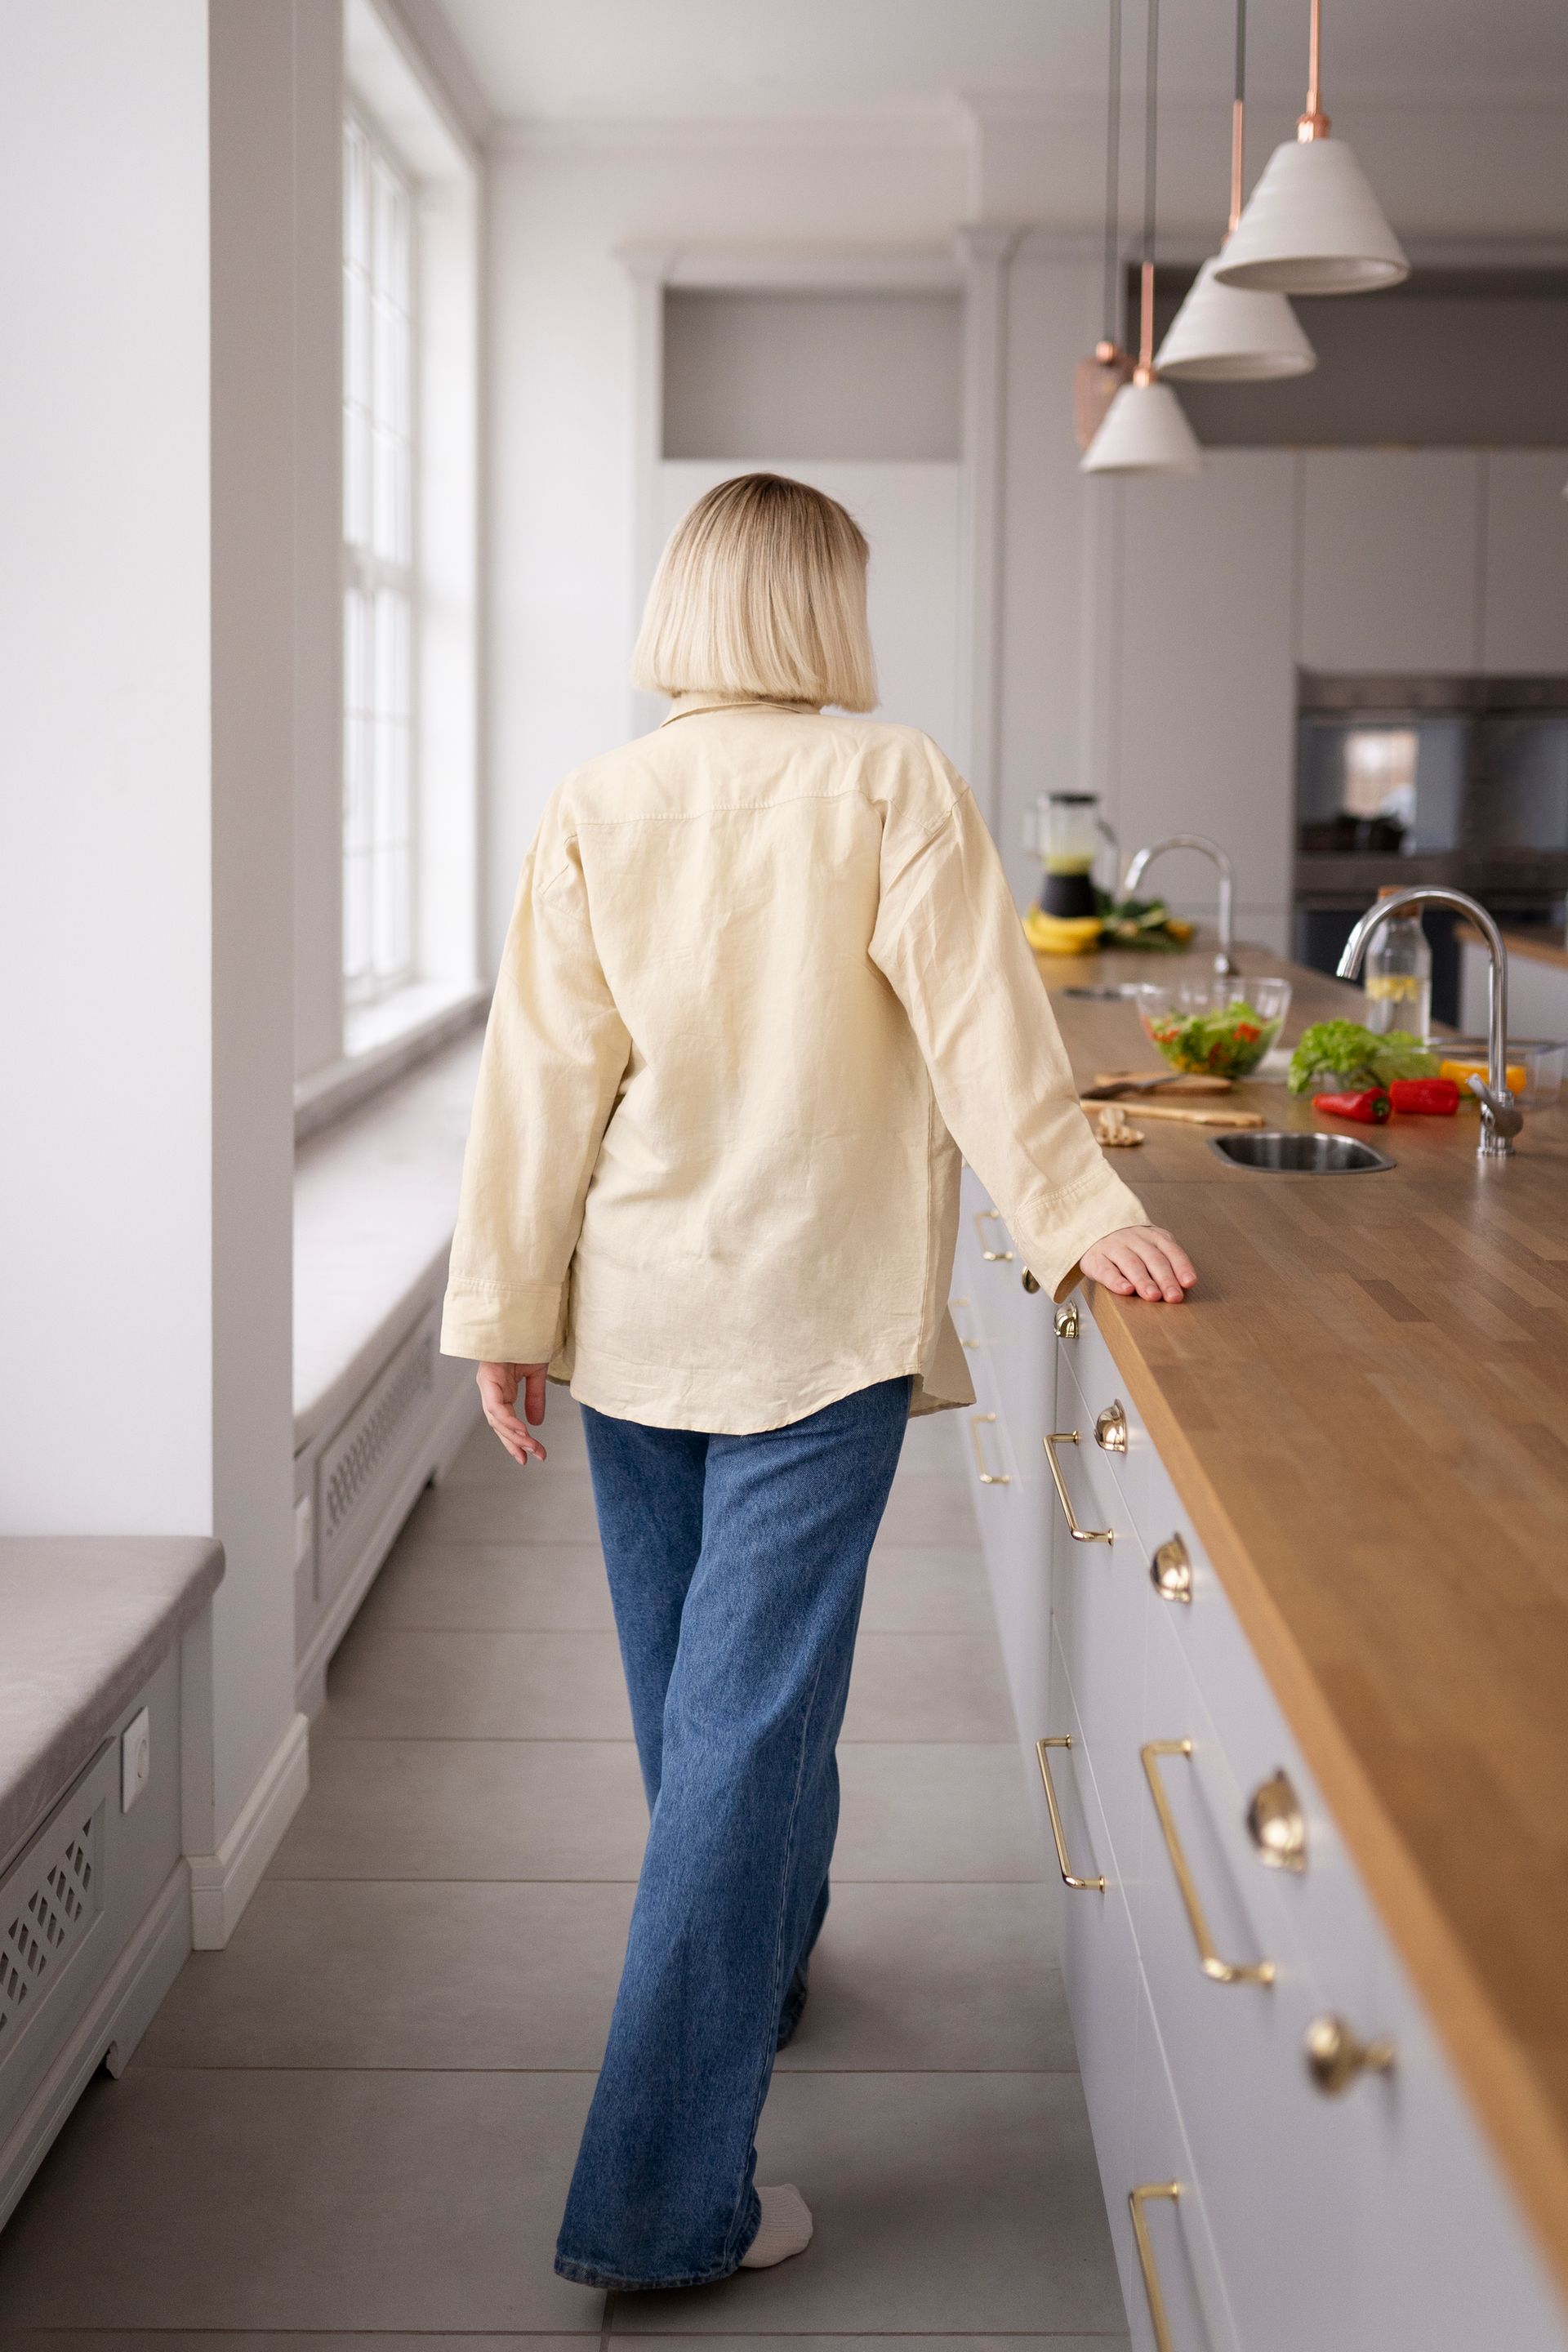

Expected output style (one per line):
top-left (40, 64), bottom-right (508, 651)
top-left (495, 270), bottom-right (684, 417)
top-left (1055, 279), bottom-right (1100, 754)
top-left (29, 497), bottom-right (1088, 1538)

top-left (973, 1209), bottom-right (1015, 1263)
top-left (1150, 1535), bottom-right (1192, 1604)
top-left (950, 1296), bottom-right (982, 1352)
top-left (969, 1413), bottom-right (1010, 1486)
top-left (1304, 2013), bottom-right (1395, 2096)
top-left (1053, 1298), bottom-right (1080, 1339)
top-left (1036, 1738), bottom-right (1106, 1891)
top-left (1094, 1399), bottom-right (1128, 1454)
top-left (1129, 2181), bottom-right (1183, 2352)
top-left (1042, 1432), bottom-right (1114, 1544)
top-left (1142, 1740), bottom-right (1276, 1985)
top-left (1246, 1770), bottom-right (1307, 1873)
top-left (1022, 1267), bottom-right (1041, 1294)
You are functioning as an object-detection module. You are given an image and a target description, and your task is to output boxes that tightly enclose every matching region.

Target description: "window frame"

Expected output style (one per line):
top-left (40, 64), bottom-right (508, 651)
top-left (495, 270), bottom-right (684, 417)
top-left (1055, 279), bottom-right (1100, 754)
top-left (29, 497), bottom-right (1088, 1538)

top-left (341, 100), bottom-right (421, 1013)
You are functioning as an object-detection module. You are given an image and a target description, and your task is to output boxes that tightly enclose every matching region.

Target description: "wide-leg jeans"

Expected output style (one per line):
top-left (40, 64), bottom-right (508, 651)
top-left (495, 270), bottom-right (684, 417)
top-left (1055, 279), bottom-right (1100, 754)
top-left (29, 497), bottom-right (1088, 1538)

top-left (553, 1376), bottom-right (912, 2290)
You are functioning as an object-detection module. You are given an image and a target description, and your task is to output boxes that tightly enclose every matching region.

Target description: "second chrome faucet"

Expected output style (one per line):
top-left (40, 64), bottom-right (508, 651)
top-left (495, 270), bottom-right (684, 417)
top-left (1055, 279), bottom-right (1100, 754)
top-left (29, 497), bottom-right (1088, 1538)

top-left (1123, 835), bottom-right (1236, 978)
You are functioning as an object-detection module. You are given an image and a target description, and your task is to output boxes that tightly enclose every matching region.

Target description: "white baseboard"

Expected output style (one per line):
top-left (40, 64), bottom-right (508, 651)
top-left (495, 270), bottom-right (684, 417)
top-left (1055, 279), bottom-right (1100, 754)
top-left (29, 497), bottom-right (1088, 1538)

top-left (187, 1710), bottom-right (310, 1950)
top-left (0, 1859), bottom-right (190, 2231)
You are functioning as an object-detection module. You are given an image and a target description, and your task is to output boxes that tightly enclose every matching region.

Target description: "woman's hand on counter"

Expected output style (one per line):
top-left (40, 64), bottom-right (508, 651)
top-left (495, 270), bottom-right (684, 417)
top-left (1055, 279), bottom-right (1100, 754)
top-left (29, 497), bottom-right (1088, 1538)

top-left (1081, 1225), bottom-right (1196, 1306)
top-left (477, 1361), bottom-right (550, 1465)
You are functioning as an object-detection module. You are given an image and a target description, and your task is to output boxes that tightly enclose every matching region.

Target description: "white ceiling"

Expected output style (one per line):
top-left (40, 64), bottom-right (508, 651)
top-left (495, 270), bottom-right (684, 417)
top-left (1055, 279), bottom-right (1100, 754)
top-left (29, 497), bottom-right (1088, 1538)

top-left (434, 0), bottom-right (1568, 122)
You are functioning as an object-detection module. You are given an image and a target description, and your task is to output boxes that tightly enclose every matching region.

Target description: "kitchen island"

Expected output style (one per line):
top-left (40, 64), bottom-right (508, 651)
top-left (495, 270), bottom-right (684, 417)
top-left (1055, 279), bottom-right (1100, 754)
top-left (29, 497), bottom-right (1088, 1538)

top-left (957, 939), bottom-right (1568, 2350)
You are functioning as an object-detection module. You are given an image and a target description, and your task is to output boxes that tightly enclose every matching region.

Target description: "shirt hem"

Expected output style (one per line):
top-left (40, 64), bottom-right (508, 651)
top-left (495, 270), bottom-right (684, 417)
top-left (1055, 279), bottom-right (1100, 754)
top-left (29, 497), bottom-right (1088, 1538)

top-left (566, 1352), bottom-right (964, 1437)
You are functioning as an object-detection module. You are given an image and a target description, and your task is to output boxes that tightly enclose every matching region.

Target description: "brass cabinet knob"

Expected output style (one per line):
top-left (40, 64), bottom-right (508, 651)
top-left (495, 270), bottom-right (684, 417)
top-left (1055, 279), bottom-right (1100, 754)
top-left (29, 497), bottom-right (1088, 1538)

top-left (1246, 1770), bottom-right (1307, 1873)
top-left (1094, 1399), bottom-right (1129, 1454)
top-left (1053, 1300), bottom-right (1079, 1339)
top-left (1303, 2012), bottom-right (1396, 2096)
top-left (1149, 1535), bottom-right (1192, 1605)
top-left (1022, 1268), bottom-right (1041, 1294)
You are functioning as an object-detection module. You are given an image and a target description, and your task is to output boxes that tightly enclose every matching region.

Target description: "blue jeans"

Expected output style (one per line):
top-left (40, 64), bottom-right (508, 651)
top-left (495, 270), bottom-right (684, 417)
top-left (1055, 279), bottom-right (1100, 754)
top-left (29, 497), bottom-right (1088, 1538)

top-left (554, 1377), bottom-right (912, 2291)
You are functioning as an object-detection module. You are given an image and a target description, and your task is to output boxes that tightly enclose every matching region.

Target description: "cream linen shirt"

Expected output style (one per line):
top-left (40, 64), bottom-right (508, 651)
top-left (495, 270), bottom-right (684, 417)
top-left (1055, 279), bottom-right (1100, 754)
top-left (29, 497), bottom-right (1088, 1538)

top-left (440, 696), bottom-right (1147, 1432)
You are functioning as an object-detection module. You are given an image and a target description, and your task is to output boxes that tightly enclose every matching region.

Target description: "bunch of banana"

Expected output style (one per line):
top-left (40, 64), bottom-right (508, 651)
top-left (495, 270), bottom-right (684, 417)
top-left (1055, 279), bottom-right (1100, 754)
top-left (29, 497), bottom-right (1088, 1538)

top-left (1022, 905), bottom-right (1103, 956)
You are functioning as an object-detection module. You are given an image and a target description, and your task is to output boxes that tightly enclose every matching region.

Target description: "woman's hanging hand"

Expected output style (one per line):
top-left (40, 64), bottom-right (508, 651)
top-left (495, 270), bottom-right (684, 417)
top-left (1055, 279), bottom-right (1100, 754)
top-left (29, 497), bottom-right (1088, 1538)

top-left (477, 1361), bottom-right (551, 1464)
top-left (1080, 1225), bottom-right (1197, 1305)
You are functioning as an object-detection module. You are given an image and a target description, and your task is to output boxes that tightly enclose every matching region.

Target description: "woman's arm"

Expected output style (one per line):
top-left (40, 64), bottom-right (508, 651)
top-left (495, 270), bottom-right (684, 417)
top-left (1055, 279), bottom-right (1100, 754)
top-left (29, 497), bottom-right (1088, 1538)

top-left (442, 835), bottom-right (631, 1370)
top-left (868, 746), bottom-right (1196, 1304)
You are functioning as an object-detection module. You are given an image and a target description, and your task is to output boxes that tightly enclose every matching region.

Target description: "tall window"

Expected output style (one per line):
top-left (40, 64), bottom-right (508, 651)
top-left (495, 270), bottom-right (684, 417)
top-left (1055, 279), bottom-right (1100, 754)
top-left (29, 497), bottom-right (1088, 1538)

top-left (341, 112), bottom-right (415, 1005)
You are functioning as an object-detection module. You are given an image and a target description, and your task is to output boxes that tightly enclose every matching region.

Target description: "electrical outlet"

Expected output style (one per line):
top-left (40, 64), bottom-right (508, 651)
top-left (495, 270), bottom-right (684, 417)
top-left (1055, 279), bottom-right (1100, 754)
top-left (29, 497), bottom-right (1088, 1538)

top-left (121, 1707), bottom-right (151, 1813)
top-left (294, 1491), bottom-right (314, 1569)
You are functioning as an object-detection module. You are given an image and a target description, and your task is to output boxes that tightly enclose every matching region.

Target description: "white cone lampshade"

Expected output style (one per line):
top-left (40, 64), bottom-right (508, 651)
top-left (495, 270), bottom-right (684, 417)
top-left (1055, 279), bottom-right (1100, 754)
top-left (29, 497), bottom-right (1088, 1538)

top-left (1080, 376), bottom-right (1202, 476)
top-left (1214, 134), bottom-right (1409, 294)
top-left (1157, 254), bottom-right (1316, 381)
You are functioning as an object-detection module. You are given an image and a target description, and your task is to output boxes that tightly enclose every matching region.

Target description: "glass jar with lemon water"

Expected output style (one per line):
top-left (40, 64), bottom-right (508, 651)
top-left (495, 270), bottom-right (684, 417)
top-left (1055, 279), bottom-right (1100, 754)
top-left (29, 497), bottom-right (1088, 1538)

top-left (1362, 886), bottom-right (1432, 1043)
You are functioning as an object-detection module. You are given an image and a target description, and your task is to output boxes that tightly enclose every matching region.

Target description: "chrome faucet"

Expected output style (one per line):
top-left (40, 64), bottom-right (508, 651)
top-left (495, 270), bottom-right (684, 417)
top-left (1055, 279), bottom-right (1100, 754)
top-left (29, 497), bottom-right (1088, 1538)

top-left (1123, 835), bottom-right (1236, 977)
top-left (1337, 887), bottom-right (1521, 1161)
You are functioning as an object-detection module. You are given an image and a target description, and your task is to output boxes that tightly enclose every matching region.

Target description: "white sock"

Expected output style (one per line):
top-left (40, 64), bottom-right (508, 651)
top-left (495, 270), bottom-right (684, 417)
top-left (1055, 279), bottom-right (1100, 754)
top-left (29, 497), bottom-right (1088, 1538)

top-left (739, 2182), bottom-right (813, 2270)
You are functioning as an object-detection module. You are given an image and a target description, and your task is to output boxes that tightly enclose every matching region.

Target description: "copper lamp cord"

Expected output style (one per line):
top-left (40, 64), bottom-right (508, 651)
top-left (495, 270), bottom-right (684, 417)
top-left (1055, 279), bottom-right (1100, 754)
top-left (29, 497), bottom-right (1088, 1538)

top-left (1298, 0), bottom-right (1331, 140)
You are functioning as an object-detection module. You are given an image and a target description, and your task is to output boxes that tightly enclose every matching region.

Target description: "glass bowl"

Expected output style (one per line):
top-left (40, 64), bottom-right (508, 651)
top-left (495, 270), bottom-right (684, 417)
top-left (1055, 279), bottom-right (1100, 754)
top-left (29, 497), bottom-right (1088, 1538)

top-left (1135, 976), bottom-right (1293, 1081)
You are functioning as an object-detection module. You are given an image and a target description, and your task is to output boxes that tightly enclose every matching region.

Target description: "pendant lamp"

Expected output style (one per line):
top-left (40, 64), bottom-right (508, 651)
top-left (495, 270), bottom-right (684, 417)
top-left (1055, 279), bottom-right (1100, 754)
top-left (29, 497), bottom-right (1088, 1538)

top-left (1082, 0), bottom-right (1201, 478)
top-left (1074, 0), bottom-right (1134, 451)
top-left (1214, 0), bottom-right (1409, 295)
top-left (1157, 0), bottom-right (1316, 381)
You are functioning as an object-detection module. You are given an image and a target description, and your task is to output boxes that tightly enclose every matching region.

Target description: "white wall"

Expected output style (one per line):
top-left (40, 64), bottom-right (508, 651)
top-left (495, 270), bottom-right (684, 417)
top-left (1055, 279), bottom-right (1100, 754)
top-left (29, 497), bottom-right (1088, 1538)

top-left (0, 0), bottom-right (314, 1891)
top-left (483, 128), bottom-right (967, 960)
top-left (1, 0), bottom-right (215, 1535)
top-left (663, 289), bottom-right (961, 462)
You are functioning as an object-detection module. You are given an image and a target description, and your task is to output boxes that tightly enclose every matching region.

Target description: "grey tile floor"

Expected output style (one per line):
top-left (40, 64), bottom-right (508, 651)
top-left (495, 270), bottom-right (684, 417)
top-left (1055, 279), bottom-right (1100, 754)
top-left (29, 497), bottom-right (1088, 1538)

top-left (0, 1398), bottom-right (1129, 2349)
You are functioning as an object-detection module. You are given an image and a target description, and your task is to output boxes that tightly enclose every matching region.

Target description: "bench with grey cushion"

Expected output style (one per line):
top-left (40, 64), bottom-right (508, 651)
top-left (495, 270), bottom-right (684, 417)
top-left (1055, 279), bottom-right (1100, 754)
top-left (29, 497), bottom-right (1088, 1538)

top-left (0, 1535), bottom-right (222, 2230)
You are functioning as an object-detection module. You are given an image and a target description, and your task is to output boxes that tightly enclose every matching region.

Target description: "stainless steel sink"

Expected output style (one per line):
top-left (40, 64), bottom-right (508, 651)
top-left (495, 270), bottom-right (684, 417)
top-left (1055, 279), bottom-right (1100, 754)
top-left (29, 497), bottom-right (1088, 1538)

top-left (1209, 1130), bottom-right (1395, 1174)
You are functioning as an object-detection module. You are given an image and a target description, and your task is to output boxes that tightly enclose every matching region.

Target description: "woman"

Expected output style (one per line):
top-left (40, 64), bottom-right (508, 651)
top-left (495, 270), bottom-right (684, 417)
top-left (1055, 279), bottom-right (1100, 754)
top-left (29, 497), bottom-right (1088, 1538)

top-left (441, 474), bottom-right (1195, 2292)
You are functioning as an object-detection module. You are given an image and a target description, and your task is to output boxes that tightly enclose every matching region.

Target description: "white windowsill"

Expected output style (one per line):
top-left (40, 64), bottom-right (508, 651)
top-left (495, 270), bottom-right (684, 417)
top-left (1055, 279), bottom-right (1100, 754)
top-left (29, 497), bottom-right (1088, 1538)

top-left (294, 978), bottom-right (488, 1144)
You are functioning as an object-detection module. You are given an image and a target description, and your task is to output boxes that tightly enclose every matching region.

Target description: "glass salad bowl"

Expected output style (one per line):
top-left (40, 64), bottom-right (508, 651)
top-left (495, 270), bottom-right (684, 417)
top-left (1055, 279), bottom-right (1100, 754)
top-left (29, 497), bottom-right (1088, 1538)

top-left (1135, 976), bottom-right (1292, 1082)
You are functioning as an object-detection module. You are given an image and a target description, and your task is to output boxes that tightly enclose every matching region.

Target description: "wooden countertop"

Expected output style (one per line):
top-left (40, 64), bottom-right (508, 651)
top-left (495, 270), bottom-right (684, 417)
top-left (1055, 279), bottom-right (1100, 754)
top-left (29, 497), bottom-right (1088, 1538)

top-left (1040, 941), bottom-right (1568, 2301)
top-left (1458, 922), bottom-right (1568, 975)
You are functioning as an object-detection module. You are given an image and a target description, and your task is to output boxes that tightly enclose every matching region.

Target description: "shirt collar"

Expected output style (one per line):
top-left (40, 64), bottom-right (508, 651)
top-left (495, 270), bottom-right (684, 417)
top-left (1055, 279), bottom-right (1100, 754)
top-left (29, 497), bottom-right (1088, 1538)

top-left (660, 691), bottom-right (823, 727)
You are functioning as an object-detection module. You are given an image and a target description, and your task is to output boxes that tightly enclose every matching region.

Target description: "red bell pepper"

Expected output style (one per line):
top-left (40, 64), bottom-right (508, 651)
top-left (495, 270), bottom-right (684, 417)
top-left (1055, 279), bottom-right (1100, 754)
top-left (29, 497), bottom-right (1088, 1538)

top-left (1388, 1077), bottom-right (1460, 1116)
top-left (1312, 1087), bottom-right (1390, 1125)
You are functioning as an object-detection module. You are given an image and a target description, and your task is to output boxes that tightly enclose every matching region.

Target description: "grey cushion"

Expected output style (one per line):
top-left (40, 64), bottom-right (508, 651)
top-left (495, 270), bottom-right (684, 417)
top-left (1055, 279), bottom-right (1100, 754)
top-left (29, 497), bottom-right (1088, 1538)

top-left (0, 1536), bottom-right (224, 1871)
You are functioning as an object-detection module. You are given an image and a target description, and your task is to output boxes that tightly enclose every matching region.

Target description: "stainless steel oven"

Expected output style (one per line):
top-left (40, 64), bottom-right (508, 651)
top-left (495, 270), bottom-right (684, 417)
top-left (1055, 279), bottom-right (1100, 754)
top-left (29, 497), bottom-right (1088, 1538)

top-left (1294, 672), bottom-right (1568, 1022)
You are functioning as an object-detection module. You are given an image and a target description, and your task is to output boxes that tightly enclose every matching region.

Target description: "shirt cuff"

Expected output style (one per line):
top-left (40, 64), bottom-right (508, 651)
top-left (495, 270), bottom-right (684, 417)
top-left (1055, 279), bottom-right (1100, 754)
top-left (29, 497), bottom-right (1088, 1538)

top-left (439, 1277), bottom-right (566, 1365)
top-left (1019, 1169), bottom-right (1149, 1305)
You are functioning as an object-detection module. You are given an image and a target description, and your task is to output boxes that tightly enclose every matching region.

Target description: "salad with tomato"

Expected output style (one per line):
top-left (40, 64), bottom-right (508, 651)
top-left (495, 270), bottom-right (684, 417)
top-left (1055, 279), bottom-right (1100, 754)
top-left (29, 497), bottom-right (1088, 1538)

top-left (1137, 987), bottom-right (1289, 1080)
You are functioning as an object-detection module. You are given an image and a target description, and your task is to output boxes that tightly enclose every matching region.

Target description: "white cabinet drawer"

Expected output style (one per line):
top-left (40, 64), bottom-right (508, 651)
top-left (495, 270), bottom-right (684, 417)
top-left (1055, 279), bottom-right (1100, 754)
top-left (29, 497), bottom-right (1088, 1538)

top-left (1049, 1351), bottom-right (1149, 1877)
top-left (1128, 1964), bottom-right (1241, 2352)
top-left (1353, 1934), bottom-right (1567, 2352)
top-left (1068, 1294), bottom-right (1382, 2020)
top-left (1133, 1610), bottom-right (1372, 2352)
top-left (1045, 1626), bottom-right (1142, 2327)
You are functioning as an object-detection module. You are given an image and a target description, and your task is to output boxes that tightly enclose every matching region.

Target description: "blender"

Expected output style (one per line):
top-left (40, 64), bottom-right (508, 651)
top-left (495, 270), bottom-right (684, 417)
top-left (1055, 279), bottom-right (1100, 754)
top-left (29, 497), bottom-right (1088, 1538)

top-left (1027, 793), bottom-right (1113, 919)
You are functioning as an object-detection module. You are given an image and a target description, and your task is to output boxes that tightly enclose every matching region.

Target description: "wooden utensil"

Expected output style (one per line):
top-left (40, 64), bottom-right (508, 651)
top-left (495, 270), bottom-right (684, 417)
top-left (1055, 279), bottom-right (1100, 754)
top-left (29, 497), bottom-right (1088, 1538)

top-left (1085, 1069), bottom-right (1235, 1100)
top-left (1122, 1100), bottom-right (1267, 1129)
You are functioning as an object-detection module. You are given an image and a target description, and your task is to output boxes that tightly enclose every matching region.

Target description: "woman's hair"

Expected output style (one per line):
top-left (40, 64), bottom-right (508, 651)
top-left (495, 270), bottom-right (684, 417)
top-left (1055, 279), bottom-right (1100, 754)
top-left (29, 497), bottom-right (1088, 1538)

top-left (630, 473), bottom-right (878, 712)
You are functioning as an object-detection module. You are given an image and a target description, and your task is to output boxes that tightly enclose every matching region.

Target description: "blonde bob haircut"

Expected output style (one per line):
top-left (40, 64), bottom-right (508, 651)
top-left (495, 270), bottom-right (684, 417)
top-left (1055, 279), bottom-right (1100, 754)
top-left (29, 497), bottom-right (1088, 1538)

top-left (630, 472), bottom-right (878, 712)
